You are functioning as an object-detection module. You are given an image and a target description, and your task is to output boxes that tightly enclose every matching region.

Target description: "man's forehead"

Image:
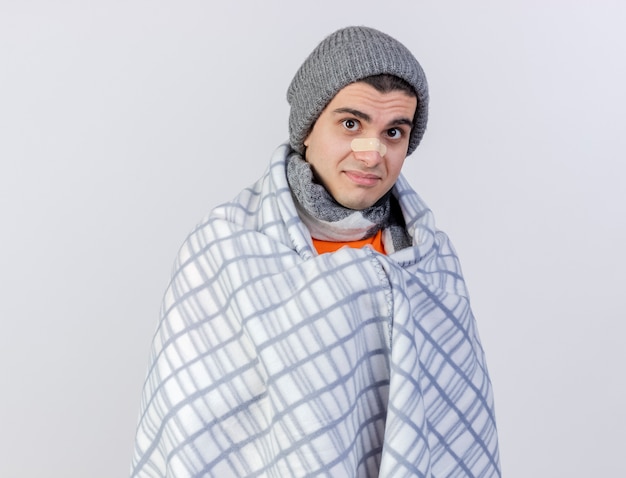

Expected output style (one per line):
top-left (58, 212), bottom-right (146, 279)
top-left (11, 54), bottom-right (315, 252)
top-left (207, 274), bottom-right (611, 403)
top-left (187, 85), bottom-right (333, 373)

top-left (326, 83), bottom-right (417, 120)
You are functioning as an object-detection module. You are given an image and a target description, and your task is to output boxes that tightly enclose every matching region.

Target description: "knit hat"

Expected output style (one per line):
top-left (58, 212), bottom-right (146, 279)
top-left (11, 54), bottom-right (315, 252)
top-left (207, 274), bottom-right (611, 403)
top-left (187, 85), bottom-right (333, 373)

top-left (287, 26), bottom-right (429, 156)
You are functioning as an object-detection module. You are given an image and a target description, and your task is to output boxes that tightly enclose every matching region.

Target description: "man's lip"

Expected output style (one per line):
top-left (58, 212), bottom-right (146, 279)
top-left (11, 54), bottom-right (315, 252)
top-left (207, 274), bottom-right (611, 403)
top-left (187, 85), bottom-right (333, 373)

top-left (344, 170), bottom-right (381, 186)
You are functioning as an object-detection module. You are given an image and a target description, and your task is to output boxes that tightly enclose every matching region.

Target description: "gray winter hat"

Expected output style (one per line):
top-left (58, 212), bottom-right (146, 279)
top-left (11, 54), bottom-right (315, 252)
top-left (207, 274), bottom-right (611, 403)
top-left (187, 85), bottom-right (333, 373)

top-left (287, 26), bottom-right (429, 156)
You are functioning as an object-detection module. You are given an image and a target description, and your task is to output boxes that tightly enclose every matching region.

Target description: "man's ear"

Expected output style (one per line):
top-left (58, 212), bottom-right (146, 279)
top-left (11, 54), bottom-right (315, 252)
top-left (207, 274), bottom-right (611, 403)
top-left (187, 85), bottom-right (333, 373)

top-left (303, 124), bottom-right (315, 149)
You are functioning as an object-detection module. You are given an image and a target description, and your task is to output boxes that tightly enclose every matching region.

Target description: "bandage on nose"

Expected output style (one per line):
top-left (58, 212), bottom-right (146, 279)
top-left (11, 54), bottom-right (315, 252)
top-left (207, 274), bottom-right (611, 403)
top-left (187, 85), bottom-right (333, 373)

top-left (351, 138), bottom-right (387, 157)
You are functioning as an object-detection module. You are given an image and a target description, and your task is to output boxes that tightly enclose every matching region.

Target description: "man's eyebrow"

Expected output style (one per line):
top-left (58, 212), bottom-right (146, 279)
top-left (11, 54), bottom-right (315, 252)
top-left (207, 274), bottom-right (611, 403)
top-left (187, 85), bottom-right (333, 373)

top-left (333, 107), bottom-right (371, 122)
top-left (389, 117), bottom-right (414, 128)
top-left (333, 107), bottom-right (413, 128)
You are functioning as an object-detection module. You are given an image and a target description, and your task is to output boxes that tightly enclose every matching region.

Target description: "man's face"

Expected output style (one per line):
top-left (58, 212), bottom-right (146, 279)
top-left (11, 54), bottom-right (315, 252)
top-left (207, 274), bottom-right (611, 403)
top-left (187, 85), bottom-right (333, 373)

top-left (303, 81), bottom-right (417, 210)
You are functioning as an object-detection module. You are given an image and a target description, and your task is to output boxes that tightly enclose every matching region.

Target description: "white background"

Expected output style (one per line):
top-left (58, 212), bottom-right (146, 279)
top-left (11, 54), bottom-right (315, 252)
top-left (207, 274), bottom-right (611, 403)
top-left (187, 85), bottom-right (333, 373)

top-left (1, 1), bottom-right (625, 476)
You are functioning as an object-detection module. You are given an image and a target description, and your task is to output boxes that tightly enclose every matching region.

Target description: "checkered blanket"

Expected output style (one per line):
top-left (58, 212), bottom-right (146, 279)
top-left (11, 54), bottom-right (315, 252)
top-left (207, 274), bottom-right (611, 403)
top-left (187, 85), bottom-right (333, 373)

top-left (130, 144), bottom-right (500, 477)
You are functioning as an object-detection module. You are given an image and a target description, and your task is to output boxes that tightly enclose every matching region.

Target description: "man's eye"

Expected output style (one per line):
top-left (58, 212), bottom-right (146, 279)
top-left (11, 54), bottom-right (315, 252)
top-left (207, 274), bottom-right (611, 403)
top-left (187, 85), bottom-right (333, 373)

top-left (387, 128), bottom-right (402, 139)
top-left (342, 119), bottom-right (360, 131)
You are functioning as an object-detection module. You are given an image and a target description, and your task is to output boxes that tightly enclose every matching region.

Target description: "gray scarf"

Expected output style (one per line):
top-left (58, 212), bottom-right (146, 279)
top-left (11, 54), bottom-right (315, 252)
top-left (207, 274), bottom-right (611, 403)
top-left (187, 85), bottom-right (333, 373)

top-left (286, 153), bottom-right (412, 253)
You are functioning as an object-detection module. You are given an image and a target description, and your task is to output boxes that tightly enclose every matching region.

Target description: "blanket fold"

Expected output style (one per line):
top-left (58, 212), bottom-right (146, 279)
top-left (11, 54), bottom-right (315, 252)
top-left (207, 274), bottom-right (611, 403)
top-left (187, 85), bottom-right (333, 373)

top-left (131, 144), bottom-right (500, 477)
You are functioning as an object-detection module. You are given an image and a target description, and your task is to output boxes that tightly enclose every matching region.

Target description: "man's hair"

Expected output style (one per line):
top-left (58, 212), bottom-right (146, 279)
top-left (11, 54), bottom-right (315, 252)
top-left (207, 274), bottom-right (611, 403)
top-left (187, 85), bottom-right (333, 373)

top-left (360, 74), bottom-right (417, 100)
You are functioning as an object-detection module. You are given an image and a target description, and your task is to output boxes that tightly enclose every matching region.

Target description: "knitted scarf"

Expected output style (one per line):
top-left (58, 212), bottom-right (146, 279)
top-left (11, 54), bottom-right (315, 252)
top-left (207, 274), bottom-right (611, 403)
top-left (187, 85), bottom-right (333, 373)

top-left (286, 153), bottom-right (412, 253)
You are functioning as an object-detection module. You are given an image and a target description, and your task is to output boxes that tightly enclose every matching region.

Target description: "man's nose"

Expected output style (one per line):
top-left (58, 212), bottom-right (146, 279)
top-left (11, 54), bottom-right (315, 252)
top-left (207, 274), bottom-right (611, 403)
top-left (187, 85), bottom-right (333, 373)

top-left (352, 149), bottom-right (384, 167)
top-left (351, 138), bottom-right (386, 166)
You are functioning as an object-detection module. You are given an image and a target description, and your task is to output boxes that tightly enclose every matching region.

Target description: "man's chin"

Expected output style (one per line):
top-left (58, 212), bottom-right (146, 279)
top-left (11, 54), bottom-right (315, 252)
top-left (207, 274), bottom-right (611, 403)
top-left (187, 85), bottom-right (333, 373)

top-left (334, 195), bottom-right (381, 211)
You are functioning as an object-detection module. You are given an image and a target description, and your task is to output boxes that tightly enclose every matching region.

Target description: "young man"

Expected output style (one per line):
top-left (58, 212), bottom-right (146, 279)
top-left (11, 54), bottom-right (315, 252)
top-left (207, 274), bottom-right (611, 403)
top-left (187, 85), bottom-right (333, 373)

top-left (131, 26), bottom-right (500, 477)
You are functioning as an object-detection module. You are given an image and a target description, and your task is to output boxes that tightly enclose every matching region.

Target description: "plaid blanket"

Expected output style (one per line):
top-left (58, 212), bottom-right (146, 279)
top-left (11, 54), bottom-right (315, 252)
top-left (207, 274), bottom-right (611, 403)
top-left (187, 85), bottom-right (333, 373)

top-left (130, 144), bottom-right (500, 477)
